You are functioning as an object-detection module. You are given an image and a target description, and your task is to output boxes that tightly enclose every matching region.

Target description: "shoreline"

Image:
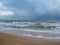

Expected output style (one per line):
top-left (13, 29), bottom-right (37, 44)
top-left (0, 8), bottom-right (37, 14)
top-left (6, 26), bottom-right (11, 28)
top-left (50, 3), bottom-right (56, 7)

top-left (0, 32), bottom-right (60, 45)
top-left (1, 28), bottom-right (60, 40)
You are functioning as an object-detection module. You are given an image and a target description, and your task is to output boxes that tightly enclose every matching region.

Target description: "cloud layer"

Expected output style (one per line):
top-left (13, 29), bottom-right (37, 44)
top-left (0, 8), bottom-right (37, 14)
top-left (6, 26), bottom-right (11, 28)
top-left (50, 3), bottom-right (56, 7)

top-left (26, 0), bottom-right (60, 14)
top-left (0, 0), bottom-right (60, 20)
top-left (0, 1), bottom-right (14, 16)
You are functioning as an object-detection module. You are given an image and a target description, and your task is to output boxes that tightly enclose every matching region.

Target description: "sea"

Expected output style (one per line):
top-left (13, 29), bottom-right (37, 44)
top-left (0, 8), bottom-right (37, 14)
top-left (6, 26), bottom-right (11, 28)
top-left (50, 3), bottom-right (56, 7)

top-left (0, 20), bottom-right (60, 40)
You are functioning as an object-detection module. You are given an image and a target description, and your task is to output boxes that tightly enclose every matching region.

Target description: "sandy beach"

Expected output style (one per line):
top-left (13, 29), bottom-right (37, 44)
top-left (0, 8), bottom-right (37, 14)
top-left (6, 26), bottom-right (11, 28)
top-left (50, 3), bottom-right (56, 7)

top-left (0, 32), bottom-right (60, 45)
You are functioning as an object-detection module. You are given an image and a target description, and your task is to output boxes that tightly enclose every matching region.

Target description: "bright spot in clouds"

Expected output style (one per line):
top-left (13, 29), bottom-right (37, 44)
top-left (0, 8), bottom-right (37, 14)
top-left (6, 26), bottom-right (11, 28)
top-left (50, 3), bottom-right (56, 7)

top-left (0, 2), bottom-right (4, 8)
top-left (0, 11), bottom-right (14, 16)
top-left (0, 1), bottom-right (14, 16)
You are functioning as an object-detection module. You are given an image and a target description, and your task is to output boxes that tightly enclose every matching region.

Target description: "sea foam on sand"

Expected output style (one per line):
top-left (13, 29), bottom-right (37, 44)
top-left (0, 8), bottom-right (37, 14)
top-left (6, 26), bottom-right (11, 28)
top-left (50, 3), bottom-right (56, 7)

top-left (0, 28), bottom-right (60, 40)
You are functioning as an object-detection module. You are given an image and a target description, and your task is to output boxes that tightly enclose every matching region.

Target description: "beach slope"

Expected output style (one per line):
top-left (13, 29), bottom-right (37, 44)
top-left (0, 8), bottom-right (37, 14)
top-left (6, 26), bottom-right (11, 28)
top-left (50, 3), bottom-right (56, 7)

top-left (0, 32), bottom-right (60, 45)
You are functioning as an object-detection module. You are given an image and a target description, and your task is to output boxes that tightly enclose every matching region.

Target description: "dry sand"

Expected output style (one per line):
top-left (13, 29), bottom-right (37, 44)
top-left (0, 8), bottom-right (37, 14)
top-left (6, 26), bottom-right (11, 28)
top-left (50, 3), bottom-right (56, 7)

top-left (0, 32), bottom-right (60, 45)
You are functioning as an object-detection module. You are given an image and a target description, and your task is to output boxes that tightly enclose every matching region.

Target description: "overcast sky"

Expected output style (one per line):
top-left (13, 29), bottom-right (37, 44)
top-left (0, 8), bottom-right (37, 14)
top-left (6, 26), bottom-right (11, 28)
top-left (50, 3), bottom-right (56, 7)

top-left (0, 0), bottom-right (60, 20)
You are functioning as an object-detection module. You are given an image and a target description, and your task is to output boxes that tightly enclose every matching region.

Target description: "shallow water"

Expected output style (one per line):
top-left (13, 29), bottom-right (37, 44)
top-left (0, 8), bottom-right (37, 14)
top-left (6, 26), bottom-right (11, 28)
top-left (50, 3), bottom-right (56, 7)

top-left (0, 20), bottom-right (60, 39)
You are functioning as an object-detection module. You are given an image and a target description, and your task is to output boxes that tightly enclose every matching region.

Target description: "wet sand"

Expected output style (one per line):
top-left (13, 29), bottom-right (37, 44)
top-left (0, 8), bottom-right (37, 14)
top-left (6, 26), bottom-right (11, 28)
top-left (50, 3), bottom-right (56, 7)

top-left (0, 32), bottom-right (60, 45)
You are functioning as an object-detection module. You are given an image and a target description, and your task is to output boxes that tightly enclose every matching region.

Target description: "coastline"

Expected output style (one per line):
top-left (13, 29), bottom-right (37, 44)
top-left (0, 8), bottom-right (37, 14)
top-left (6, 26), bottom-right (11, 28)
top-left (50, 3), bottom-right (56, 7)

top-left (0, 32), bottom-right (60, 45)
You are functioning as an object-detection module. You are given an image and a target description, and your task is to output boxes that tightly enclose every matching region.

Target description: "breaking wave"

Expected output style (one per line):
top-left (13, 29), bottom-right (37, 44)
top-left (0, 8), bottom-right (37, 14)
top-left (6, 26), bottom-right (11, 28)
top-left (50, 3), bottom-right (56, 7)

top-left (0, 20), bottom-right (60, 39)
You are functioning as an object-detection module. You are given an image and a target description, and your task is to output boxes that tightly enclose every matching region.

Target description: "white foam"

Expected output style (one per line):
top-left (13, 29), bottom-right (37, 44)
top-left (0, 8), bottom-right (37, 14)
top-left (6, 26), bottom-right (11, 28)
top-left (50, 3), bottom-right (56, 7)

top-left (18, 28), bottom-right (60, 34)
top-left (0, 29), bottom-right (60, 39)
top-left (0, 21), bottom-right (60, 40)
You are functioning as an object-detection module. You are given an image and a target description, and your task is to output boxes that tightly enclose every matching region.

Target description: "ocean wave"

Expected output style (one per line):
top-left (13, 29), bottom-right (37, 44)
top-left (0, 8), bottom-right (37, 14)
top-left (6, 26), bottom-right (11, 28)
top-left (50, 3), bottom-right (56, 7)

top-left (0, 27), bottom-right (60, 39)
top-left (0, 21), bottom-right (60, 30)
top-left (0, 20), bottom-right (60, 39)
